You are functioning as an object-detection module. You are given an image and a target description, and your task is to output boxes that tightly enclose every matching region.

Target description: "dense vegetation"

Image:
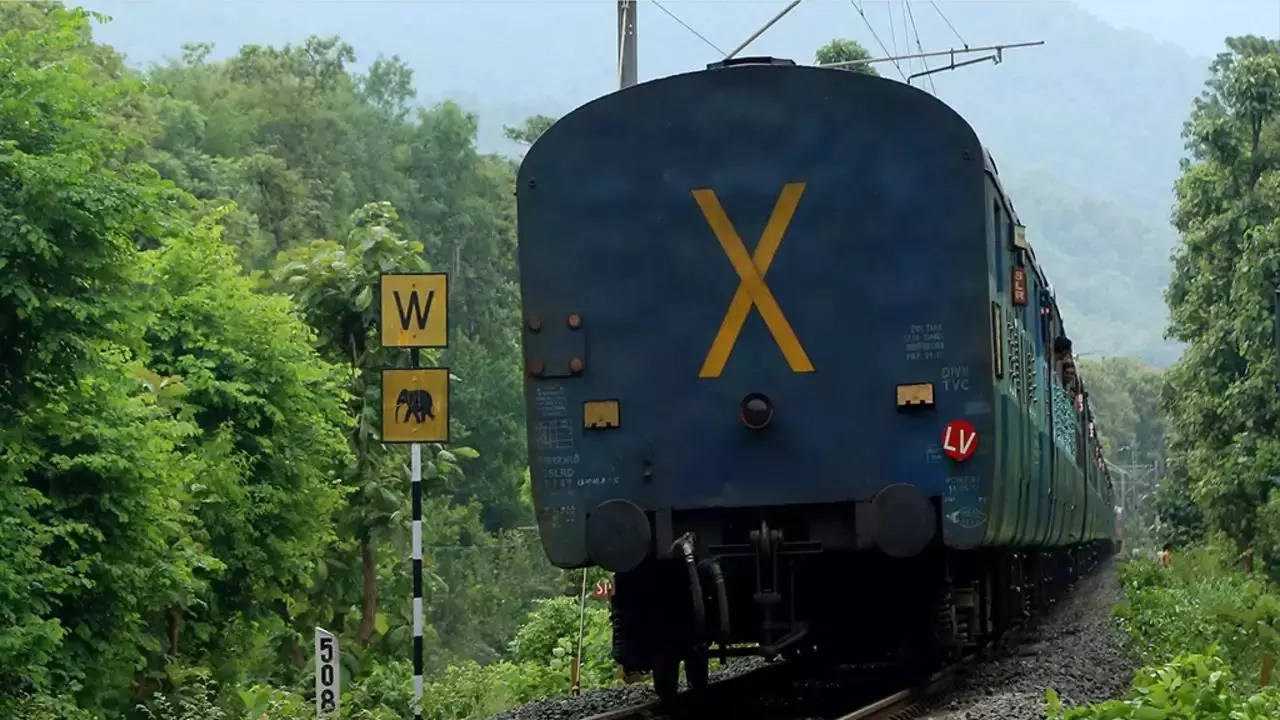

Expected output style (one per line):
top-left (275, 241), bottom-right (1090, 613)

top-left (1161, 35), bottom-right (1280, 577)
top-left (0, 6), bottom-right (627, 718)
top-left (1063, 34), bottom-right (1280, 571)
top-left (1046, 34), bottom-right (1280, 720)
top-left (1049, 547), bottom-right (1280, 719)
top-left (8, 2), bottom-right (1280, 718)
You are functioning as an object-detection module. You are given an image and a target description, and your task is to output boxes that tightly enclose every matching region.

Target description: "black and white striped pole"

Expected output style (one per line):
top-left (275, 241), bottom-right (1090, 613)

top-left (378, 273), bottom-right (451, 720)
top-left (410, 349), bottom-right (424, 715)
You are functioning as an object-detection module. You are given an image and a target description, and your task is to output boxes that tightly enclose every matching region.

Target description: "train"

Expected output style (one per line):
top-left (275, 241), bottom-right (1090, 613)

top-left (513, 56), bottom-right (1117, 700)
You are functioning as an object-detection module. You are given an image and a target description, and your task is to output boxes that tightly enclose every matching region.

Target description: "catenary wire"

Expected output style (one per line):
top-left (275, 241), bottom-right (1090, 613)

top-left (930, 0), bottom-right (969, 48)
top-left (887, 0), bottom-right (898, 57)
top-left (651, 0), bottom-right (727, 55)
top-left (904, 0), bottom-right (937, 93)
top-left (850, 0), bottom-right (908, 81)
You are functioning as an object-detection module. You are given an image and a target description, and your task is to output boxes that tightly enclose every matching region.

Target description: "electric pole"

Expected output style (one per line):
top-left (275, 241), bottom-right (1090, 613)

top-left (618, 1), bottom-right (637, 88)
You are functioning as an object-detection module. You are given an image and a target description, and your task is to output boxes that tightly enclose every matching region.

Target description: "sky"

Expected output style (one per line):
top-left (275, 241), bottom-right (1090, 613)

top-left (1076, 0), bottom-right (1277, 56)
top-left (71, 0), bottom-right (1273, 160)
top-left (71, 1), bottom-right (1271, 137)
top-left (80, 1), bottom-right (1279, 67)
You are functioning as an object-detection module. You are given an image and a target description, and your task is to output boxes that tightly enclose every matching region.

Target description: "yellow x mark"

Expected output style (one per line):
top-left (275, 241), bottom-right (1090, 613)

top-left (693, 182), bottom-right (815, 378)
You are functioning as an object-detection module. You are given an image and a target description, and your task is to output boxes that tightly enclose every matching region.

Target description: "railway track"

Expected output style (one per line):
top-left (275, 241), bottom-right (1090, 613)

top-left (833, 665), bottom-right (957, 720)
top-left (578, 659), bottom-right (960, 720)
top-left (562, 559), bottom-right (1107, 720)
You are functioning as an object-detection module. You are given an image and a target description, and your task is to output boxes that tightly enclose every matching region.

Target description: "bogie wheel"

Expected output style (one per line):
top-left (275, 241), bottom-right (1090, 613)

top-left (652, 654), bottom-right (680, 703)
top-left (684, 652), bottom-right (709, 691)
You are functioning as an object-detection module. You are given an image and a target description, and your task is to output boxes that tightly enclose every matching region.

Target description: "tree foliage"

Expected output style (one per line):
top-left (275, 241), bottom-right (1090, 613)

top-left (0, 7), bottom-right (355, 714)
top-left (503, 114), bottom-right (556, 146)
top-left (1164, 36), bottom-right (1280, 572)
top-left (815, 38), bottom-right (879, 75)
top-left (1049, 548), bottom-right (1280, 719)
top-left (1077, 357), bottom-right (1165, 465)
top-left (0, 8), bottom-right (561, 719)
top-left (145, 33), bottom-right (529, 530)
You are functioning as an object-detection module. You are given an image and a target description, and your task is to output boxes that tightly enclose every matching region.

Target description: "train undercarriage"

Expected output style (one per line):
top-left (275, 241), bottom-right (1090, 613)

top-left (608, 512), bottom-right (1113, 701)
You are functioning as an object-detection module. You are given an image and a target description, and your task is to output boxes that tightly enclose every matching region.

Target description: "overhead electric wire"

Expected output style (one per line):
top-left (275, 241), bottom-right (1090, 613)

top-left (850, 0), bottom-right (908, 81)
top-left (887, 0), bottom-right (898, 57)
top-left (904, 0), bottom-right (937, 93)
top-left (651, 0), bottom-right (726, 56)
top-left (930, 0), bottom-right (968, 48)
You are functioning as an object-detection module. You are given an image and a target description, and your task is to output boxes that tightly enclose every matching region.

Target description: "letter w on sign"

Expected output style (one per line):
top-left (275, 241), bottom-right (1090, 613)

top-left (693, 183), bottom-right (815, 378)
top-left (395, 289), bottom-right (433, 331)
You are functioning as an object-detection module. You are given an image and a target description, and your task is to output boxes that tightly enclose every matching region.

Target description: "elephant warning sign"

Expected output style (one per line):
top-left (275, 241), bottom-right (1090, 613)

top-left (380, 273), bottom-right (448, 348)
top-left (382, 368), bottom-right (450, 443)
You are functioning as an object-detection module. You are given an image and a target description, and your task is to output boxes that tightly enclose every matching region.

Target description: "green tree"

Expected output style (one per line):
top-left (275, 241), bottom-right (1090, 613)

top-left (140, 217), bottom-right (352, 685)
top-left (1076, 356), bottom-right (1165, 464)
top-left (145, 36), bottom-right (415, 266)
top-left (0, 7), bottom-right (209, 713)
top-left (147, 41), bottom-right (530, 531)
top-left (815, 38), bottom-right (879, 75)
top-left (271, 202), bottom-right (444, 649)
top-left (1077, 357), bottom-right (1167, 549)
top-left (400, 103), bottom-right (529, 529)
top-left (359, 55), bottom-right (417, 121)
top-left (503, 114), bottom-right (557, 146)
top-left (1165, 35), bottom-right (1280, 571)
top-left (272, 204), bottom-right (554, 670)
top-left (1152, 458), bottom-right (1207, 549)
top-left (1, 9), bottom-right (562, 717)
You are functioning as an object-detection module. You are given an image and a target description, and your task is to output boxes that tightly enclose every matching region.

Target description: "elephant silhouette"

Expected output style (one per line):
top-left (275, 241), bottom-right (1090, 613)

top-left (396, 389), bottom-right (435, 424)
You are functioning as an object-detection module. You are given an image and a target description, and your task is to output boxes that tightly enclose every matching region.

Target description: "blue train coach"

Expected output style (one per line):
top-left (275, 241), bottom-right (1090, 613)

top-left (514, 57), bottom-right (1116, 699)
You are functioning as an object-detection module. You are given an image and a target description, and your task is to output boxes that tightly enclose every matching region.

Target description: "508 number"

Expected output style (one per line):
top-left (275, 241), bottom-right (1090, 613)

top-left (318, 636), bottom-right (337, 712)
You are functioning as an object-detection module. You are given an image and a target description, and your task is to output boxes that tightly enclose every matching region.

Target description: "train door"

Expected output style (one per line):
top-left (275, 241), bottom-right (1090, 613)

top-left (986, 197), bottom-right (1014, 546)
top-left (997, 201), bottom-right (1028, 546)
top-left (1027, 269), bottom-right (1052, 548)
top-left (1047, 348), bottom-right (1075, 547)
top-left (1009, 245), bottom-right (1041, 546)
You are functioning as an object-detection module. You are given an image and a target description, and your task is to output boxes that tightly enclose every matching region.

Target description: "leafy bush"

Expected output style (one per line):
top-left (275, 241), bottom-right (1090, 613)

top-left (1051, 547), bottom-right (1280, 718)
top-left (510, 595), bottom-right (618, 690)
top-left (235, 684), bottom-right (311, 720)
top-left (341, 659), bottom-right (415, 720)
top-left (136, 676), bottom-right (230, 720)
top-left (1047, 651), bottom-right (1280, 720)
top-left (1113, 545), bottom-right (1280, 689)
top-left (3, 691), bottom-right (95, 720)
top-left (299, 598), bottom-right (620, 720)
top-left (418, 660), bottom-right (562, 720)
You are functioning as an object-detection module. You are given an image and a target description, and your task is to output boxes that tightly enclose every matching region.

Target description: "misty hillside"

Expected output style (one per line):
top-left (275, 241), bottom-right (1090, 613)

top-left (83, 0), bottom-right (1213, 366)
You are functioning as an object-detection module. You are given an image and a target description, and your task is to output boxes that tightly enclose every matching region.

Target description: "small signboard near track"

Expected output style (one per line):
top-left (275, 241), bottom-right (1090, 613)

top-left (592, 579), bottom-right (613, 600)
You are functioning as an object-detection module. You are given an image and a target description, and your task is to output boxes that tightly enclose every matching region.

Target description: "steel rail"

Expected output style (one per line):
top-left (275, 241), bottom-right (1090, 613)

top-left (578, 700), bottom-right (661, 720)
top-left (833, 666), bottom-right (955, 720)
top-left (577, 659), bottom-right (959, 720)
top-left (578, 658), bottom-right (799, 720)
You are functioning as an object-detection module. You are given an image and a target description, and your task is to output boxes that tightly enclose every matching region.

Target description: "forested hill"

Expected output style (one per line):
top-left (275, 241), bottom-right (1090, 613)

top-left (81, 0), bottom-right (1206, 366)
top-left (921, 2), bottom-right (1206, 367)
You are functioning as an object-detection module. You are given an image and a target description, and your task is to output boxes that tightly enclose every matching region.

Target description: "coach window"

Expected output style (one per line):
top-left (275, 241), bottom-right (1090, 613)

top-left (992, 199), bottom-right (1004, 291)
